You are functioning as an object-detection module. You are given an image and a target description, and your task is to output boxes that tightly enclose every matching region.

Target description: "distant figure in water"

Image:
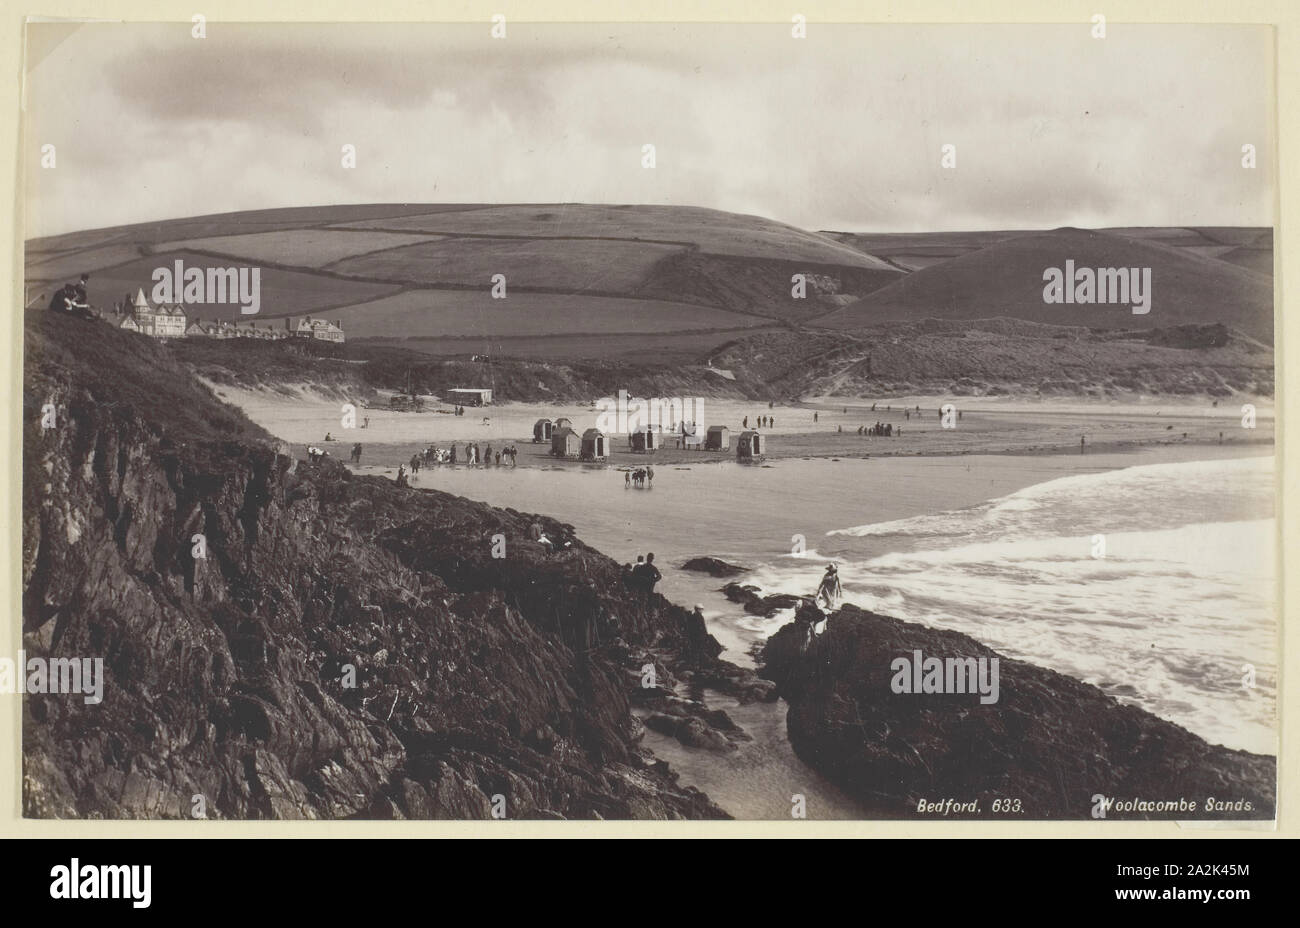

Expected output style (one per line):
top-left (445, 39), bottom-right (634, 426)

top-left (743, 416), bottom-right (749, 428)
top-left (363, 417), bottom-right (370, 429)
top-left (1080, 436), bottom-right (1086, 454)
top-left (351, 443), bottom-right (362, 463)
top-left (814, 412), bottom-right (819, 423)
top-left (816, 563), bottom-right (841, 609)
top-left (324, 432), bottom-right (333, 442)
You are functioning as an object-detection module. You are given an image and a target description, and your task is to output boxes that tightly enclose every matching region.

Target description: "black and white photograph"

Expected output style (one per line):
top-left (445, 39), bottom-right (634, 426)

top-left (18, 18), bottom-right (1279, 828)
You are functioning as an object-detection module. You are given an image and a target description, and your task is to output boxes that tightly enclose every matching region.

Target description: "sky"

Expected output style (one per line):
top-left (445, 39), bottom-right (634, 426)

top-left (23, 21), bottom-right (1276, 238)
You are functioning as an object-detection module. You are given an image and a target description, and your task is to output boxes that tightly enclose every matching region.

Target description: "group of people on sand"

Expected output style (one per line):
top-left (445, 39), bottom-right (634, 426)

top-left (742, 415), bottom-right (775, 429)
top-left (625, 466), bottom-right (654, 488)
top-left (415, 442), bottom-right (520, 468)
top-left (859, 422), bottom-right (898, 437)
top-left (624, 553), bottom-right (662, 596)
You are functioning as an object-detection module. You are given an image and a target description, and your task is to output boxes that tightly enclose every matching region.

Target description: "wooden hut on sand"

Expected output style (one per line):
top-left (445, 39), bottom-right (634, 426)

top-left (580, 428), bottom-right (608, 461)
top-left (737, 430), bottom-right (765, 461)
top-left (533, 418), bottom-right (553, 442)
top-left (551, 427), bottom-right (580, 458)
top-left (705, 425), bottom-right (730, 451)
top-left (630, 428), bottom-right (658, 453)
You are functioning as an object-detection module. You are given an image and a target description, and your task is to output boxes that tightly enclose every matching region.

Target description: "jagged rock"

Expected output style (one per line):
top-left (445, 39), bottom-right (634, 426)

top-left (21, 311), bottom-right (734, 821)
top-left (720, 582), bottom-right (805, 617)
top-left (679, 557), bottom-right (749, 578)
top-left (760, 603), bottom-right (1276, 820)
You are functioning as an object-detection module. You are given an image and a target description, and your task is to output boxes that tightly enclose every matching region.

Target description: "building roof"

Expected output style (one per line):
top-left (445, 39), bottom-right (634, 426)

top-left (582, 428), bottom-right (604, 439)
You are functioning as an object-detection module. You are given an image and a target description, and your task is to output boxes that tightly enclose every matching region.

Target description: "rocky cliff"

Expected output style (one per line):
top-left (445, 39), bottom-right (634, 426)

top-left (761, 603), bottom-right (1275, 820)
top-left (22, 310), bottom-right (739, 819)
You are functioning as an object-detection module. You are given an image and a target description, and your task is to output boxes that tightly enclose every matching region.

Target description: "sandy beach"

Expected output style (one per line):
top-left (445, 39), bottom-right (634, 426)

top-left (208, 383), bottom-right (1275, 471)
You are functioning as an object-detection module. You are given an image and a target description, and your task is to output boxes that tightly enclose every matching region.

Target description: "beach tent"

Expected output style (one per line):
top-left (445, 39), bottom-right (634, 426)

top-left (737, 430), bottom-right (765, 461)
top-left (630, 428), bottom-right (658, 453)
top-left (533, 418), bottom-right (553, 443)
top-left (551, 427), bottom-right (580, 458)
top-left (705, 425), bottom-right (731, 451)
top-left (554, 417), bottom-right (573, 430)
top-left (580, 428), bottom-right (608, 461)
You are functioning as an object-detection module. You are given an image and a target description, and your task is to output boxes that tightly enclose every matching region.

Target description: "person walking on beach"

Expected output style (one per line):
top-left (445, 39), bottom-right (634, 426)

top-left (816, 564), bottom-right (842, 609)
top-left (625, 471), bottom-right (631, 488)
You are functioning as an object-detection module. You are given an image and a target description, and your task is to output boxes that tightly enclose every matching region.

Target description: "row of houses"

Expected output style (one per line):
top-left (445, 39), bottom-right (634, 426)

top-left (113, 288), bottom-right (345, 342)
top-left (539, 418), bottom-right (765, 461)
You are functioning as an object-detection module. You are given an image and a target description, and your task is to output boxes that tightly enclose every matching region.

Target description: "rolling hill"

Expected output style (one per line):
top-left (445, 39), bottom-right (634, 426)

top-left (24, 204), bottom-right (904, 348)
top-left (816, 227), bottom-right (1274, 343)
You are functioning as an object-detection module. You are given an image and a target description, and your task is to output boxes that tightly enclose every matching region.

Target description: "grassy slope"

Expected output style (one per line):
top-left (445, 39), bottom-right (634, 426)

top-left (816, 227), bottom-right (1274, 342)
top-left (26, 204), bottom-right (903, 336)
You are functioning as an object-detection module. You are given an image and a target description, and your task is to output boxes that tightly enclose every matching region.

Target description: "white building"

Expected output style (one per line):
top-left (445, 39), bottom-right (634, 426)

top-left (122, 287), bottom-right (187, 338)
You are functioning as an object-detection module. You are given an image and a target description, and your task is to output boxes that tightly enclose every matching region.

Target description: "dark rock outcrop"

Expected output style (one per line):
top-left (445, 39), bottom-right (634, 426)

top-left (679, 557), bottom-right (748, 578)
top-left (760, 604), bottom-right (1275, 820)
top-left (721, 582), bottom-right (805, 617)
top-left (22, 311), bottom-right (743, 820)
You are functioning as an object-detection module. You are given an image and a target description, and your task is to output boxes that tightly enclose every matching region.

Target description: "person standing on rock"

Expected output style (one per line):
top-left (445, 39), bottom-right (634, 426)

top-left (816, 564), bottom-right (841, 610)
top-left (641, 553), bottom-right (662, 598)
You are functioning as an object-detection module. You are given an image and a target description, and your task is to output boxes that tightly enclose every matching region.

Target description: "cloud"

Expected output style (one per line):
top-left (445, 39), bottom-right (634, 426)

top-left (24, 22), bottom-right (1275, 238)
